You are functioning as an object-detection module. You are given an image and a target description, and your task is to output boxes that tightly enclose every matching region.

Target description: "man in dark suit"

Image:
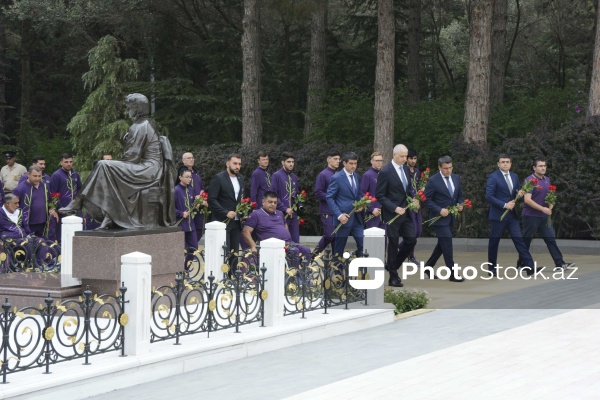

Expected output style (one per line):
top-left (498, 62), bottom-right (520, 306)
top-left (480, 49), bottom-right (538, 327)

top-left (208, 153), bottom-right (244, 271)
top-left (423, 156), bottom-right (464, 282)
top-left (485, 153), bottom-right (535, 277)
top-left (326, 152), bottom-right (364, 258)
top-left (376, 144), bottom-right (419, 287)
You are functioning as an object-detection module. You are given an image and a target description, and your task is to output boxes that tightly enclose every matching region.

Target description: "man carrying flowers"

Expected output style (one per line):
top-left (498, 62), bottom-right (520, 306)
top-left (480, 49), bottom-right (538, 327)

top-left (519, 157), bottom-right (574, 271)
top-left (270, 152), bottom-right (302, 243)
top-left (326, 152), bottom-right (365, 258)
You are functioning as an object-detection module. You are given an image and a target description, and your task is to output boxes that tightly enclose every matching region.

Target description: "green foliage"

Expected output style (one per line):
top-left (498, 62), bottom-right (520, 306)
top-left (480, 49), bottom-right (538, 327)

top-left (309, 87), bottom-right (374, 144)
top-left (489, 88), bottom-right (588, 145)
top-left (384, 289), bottom-right (430, 315)
top-left (67, 35), bottom-right (139, 173)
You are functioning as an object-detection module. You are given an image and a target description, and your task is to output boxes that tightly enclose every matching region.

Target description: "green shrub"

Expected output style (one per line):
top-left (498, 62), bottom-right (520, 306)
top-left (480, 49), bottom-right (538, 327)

top-left (384, 288), bottom-right (430, 315)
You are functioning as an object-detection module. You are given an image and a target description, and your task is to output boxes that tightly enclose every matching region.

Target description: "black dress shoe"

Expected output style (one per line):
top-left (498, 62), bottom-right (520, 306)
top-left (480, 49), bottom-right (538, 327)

top-left (408, 257), bottom-right (419, 265)
top-left (424, 269), bottom-right (439, 279)
top-left (388, 278), bottom-right (404, 287)
top-left (487, 268), bottom-right (497, 277)
top-left (449, 276), bottom-right (465, 282)
top-left (521, 266), bottom-right (539, 276)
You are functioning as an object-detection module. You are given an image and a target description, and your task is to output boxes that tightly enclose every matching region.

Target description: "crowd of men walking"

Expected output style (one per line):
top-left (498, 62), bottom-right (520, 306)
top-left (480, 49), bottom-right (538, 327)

top-left (0, 146), bottom-right (573, 285)
top-left (174, 145), bottom-right (574, 287)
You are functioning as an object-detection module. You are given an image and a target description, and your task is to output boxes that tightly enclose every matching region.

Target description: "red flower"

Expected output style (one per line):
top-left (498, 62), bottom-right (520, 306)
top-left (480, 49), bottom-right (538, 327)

top-left (371, 197), bottom-right (377, 202)
top-left (251, 201), bottom-right (257, 208)
top-left (531, 178), bottom-right (538, 184)
top-left (284, 246), bottom-right (289, 251)
top-left (536, 185), bottom-right (542, 190)
top-left (51, 192), bottom-right (61, 199)
top-left (365, 192), bottom-right (370, 197)
top-left (299, 218), bottom-right (306, 226)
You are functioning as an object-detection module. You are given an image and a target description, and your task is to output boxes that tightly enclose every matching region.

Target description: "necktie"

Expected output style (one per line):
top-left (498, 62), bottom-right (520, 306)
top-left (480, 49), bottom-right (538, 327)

top-left (445, 176), bottom-right (454, 198)
top-left (504, 173), bottom-right (513, 193)
top-left (399, 167), bottom-right (407, 191)
top-left (350, 174), bottom-right (356, 194)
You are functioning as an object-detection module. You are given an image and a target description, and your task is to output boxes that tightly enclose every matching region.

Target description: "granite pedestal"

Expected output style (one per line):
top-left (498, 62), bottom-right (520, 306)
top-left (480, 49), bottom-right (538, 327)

top-left (72, 227), bottom-right (184, 295)
top-left (0, 272), bottom-right (82, 309)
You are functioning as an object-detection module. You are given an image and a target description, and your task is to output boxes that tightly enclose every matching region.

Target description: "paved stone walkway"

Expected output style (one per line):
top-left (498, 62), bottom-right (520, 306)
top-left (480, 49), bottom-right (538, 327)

top-left (87, 247), bottom-right (599, 399)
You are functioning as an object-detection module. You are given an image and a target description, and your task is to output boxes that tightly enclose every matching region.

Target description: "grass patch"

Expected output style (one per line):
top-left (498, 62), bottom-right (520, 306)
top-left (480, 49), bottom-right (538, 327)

top-left (384, 289), bottom-right (430, 315)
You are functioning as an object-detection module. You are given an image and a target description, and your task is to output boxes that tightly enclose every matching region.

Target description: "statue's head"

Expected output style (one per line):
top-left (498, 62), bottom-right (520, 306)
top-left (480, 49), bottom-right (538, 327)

top-left (125, 93), bottom-right (150, 118)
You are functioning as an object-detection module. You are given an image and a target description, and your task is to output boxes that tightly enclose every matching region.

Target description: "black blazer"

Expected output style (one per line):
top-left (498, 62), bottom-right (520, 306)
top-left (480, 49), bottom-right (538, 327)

top-left (208, 170), bottom-right (245, 222)
top-left (376, 162), bottom-right (411, 225)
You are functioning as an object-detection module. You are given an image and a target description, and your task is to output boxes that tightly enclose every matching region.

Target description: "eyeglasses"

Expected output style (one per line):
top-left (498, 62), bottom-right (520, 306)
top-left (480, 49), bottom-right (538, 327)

top-left (373, 159), bottom-right (384, 162)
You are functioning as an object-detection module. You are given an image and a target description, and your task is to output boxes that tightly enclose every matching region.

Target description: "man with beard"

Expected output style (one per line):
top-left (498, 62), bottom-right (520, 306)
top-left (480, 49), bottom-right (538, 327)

top-left (270, 152), bottom-right (302, 243)
top-left (208, 154), bottom-right (245, 272)
top-left (51, 153), bottom-right (82, 241)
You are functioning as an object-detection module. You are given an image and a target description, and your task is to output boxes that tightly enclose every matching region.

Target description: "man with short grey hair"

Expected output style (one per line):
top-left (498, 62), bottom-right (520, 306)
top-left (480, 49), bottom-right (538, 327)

top-left (376, 144), bottom-right (419, 287)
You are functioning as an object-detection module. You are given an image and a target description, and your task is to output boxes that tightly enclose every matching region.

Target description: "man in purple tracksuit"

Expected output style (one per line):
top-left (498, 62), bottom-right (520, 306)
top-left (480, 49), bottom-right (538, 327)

top-left (313, 150), bottom-right (340, 256)
top-left (402, 149), bottom-right (423, 264)
top-left (12, 166), bottom-right (58, 238)
top-left (361, 151), bottom-right (386, 230)
top-left (19, 155), bottom-right (51, 186)
top-left (50, 153), bottom-right (82, 242)
top-left (250, 151), bottom-right (271, 205)
top-left (270, 152), bottom-right (302, 243)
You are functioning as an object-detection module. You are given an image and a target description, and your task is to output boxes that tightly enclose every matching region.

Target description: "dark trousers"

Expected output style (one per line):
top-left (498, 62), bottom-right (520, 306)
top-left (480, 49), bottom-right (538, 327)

top-left (29, 223), bottom-right (46, 238)
top-left (488, 213), bottom-right (534, 271)
top-left (400, 211), bottom-right (422, 259)
top-left (520, 216), bottom-right (564, 267)
top-left (226, 220), bottom-right (242, 272)
top-left (193, 213), bottom-right (204, 241)
top-left (315, 214), bottom-right (335, 254)
top-left (287, 215), bottom-right (300, 243)
top-left (386, 217), bottom-right (416, 279)
top-left (184, 229), bottom-right (198, 250)
top-left (425, 222), bottom-right (456, 275)
top-left (332, 215), bottom-right (364, 258)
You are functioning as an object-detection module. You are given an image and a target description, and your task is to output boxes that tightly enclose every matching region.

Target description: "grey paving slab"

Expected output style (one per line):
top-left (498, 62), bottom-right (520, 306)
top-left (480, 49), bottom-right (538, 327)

top-left (87, 308), bottom-right (569, 400)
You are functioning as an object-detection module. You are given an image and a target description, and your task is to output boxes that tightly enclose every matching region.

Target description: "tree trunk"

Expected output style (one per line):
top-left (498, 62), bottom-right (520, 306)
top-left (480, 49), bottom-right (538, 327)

top-left (0, 15), bottom-right (6, 141)
top-left (303, 2), bottom-right (327, 140)
top-left (374, 0), bottom-right (395, 162)
top-left (463, 0), bottom-right (493, 145)
top-left (589, 0), bottom-right (600, 115)
top-left (406, 0), bottom-right (421, 105)
top-left (20, 18), bottom-right (32, 131)
top-left (491, 0), bottom-right (507, 106)
top-left (241, 0), bottom-right (262, 146)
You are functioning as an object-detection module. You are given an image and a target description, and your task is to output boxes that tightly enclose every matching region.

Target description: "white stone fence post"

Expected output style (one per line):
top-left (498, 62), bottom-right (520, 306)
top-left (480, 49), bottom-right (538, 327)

top-left (363, 227), bottom-right (386, 306)
top-left (121, 251), bottom-right (152, 356)
top-left (61, 215), bottom-right (83, 286)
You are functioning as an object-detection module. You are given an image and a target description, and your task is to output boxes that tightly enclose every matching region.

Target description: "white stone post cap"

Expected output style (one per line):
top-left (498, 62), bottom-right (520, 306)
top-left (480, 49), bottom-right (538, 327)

top-left (364, 227), bottom-right (386, 237)
top-left (260, 237), bottom-right (286, 249)
top-left (62, 215), bottom-right (84, 224)
top-left (121, 252), bottom-right (152, 264)
top-left (205, 221), bottom-right (226, 230)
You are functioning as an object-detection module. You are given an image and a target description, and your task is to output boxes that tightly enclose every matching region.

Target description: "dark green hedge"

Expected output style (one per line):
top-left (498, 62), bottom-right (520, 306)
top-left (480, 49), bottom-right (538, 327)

top-left (175, 116), bottom-right (600, 239)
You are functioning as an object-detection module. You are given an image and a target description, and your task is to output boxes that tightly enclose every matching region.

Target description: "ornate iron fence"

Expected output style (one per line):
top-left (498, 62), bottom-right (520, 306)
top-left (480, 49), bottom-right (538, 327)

top-left (0, 236), bottom-right (61, 274)
top-left (284, 248), bottom-right (368, 317)
top-left (150, 251), bottom-right (266, 344)
top-left (0, 285), bottom-right (126, 382)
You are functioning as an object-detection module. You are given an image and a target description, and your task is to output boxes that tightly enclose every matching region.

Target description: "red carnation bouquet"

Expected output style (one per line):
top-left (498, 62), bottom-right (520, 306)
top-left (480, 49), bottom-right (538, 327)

top-left (413, 167), bottom-right (430, 193)
top-left (545, 184), bottom-right (557, 227)
top-left (191, 191), bottom-right (210, 219)
top-left (500, 177), bottom-right (539, 221)
top-left (332, 193), bottom-right (375, 234)
top-left (288, 189), bottom-right (307, 218)
top-left (224, 197), bottom-right (255, 225)
top-left (49, 192), bottom-right (61, 210)
top-left (424, 198), bottom-right (472, 226)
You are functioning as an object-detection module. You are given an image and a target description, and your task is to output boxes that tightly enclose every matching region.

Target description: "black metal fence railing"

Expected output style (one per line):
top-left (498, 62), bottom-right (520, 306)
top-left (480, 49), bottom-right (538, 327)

top-left (183, 248), bottom-right (205, 282)
top-left (284, 248), bottom-right (368, 317)
top-left (0, 236), bottom-right (61, 274)
top-left (0, 284), bottom-right (126, 382)
top-left (150, 264), bottom-right (267, 344)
